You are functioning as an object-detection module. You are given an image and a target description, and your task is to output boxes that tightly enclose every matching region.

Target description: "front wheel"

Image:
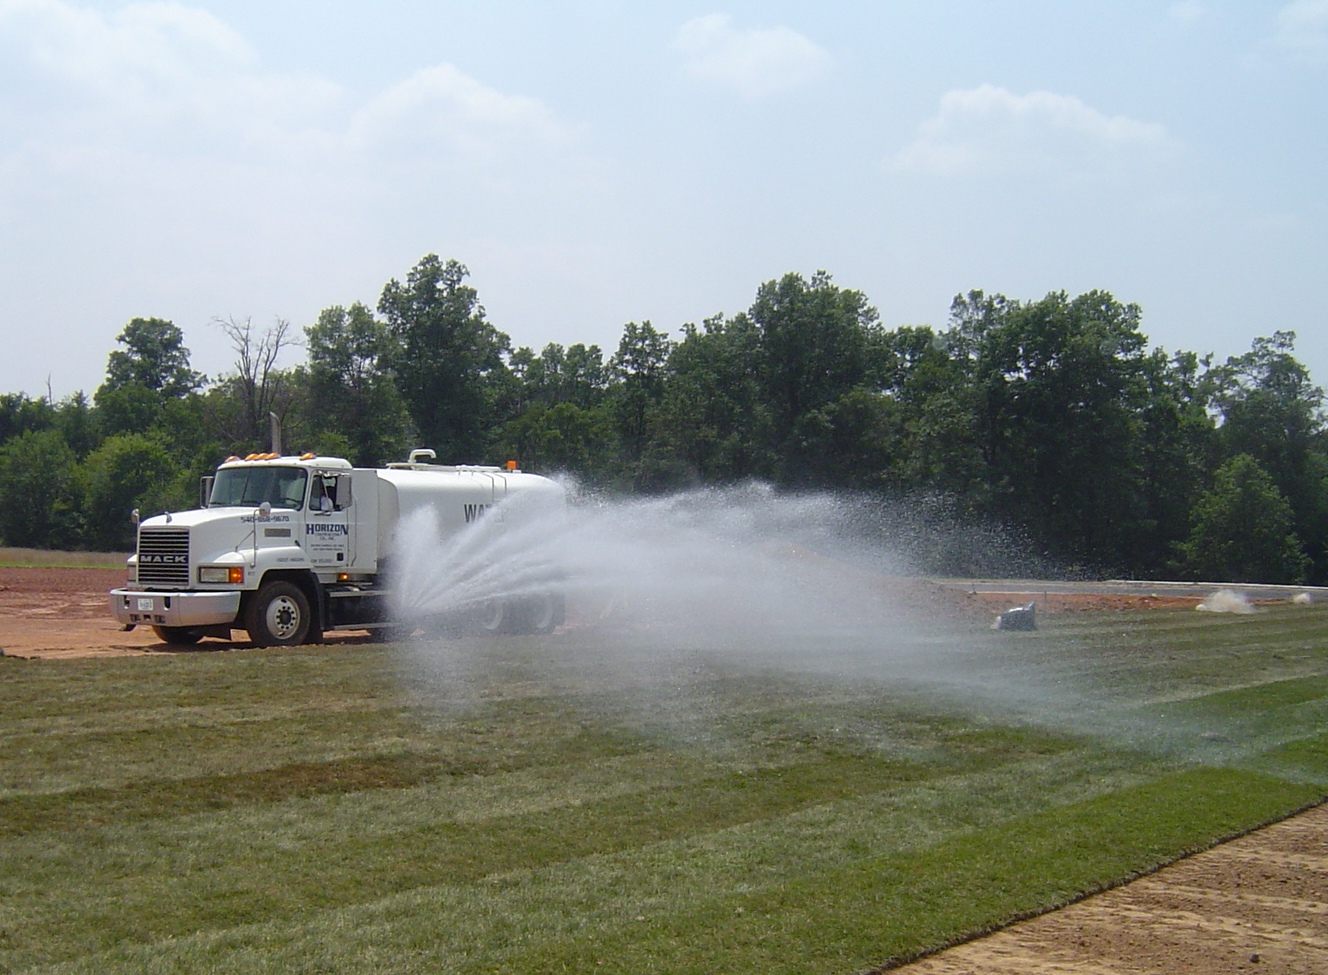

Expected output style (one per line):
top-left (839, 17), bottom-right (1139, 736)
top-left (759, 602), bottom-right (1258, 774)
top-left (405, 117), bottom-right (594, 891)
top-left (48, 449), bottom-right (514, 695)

top-left (151, 625), bottom-right (205, 646)
top-left (245, 581), bottom-right (312, 647)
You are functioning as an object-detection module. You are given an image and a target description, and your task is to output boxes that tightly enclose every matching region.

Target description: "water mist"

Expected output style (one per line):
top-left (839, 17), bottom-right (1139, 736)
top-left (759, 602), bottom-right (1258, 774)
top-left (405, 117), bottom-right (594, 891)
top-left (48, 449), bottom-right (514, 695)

top-left (387, 483), bottom-right (1048, 714)
top-left (384, 481), bottom-right (1315, 772)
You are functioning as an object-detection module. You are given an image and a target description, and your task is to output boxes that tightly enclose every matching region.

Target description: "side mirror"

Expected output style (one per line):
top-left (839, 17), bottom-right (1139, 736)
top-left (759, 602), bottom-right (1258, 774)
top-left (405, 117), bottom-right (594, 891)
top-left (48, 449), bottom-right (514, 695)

top-left (333, 473), bottom-right (353, 510)
top-left (131, 507), bottom-right (140, 528)
top-left (199, 475), bottom-right (214, 508)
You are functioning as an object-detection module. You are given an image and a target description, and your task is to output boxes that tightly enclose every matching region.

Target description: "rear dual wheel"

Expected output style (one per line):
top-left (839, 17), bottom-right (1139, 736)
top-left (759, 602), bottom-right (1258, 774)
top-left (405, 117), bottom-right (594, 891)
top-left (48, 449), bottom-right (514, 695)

top-left (524, 591), bottom-right (563, 634)
top-left (474, 592), bottom-right (563, 635)
top-left (476, 597), bottom-right (509, 634)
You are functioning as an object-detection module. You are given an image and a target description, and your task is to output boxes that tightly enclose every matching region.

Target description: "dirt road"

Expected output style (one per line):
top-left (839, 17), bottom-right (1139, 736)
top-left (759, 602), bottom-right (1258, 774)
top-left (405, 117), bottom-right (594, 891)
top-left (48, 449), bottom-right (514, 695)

top-left (2, 565), bottom-right (1326, 973)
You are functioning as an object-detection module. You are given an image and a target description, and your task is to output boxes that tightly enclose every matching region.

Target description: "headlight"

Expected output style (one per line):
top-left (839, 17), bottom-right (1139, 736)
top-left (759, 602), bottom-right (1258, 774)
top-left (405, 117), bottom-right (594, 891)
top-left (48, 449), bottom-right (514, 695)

top-left (199, 566), bottom-right (244, 584)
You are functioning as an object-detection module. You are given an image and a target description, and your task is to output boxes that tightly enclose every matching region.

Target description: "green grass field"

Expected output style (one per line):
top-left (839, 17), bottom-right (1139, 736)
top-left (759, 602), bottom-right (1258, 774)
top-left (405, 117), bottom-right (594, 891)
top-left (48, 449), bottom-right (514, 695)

top-left (2, 603), bottom-right (1327, 974)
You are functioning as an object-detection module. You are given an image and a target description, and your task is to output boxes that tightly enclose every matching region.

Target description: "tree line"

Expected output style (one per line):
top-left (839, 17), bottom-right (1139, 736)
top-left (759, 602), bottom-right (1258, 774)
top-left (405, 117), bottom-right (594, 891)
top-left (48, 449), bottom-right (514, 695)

top-left (2, 253), bottom-right (1324, 585)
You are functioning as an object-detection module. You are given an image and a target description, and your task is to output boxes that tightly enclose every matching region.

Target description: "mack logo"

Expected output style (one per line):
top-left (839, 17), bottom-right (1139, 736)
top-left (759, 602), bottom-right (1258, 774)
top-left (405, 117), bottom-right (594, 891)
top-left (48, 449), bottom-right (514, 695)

top-left (306, 523), bottom-right (349, 535)
top-left (140, 553), bottom-right (188, 564)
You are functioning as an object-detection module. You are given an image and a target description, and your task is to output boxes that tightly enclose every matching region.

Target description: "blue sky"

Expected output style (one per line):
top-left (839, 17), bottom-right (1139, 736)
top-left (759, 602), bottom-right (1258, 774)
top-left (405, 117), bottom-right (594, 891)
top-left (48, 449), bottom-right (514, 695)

top-left (2, 1), bottom-right (1325, 400)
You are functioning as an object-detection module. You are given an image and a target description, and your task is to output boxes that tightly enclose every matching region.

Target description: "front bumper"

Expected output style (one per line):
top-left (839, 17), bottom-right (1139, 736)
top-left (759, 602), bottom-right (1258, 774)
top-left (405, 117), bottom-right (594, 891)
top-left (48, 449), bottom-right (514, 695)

top-left (110, 589), bottom-right (242, 629)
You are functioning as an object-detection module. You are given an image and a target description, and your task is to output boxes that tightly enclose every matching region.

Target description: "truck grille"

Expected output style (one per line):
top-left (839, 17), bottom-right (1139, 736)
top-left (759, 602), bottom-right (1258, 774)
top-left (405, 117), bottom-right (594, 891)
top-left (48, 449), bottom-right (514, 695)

top-left (137, 528), bottom-right (191, 587)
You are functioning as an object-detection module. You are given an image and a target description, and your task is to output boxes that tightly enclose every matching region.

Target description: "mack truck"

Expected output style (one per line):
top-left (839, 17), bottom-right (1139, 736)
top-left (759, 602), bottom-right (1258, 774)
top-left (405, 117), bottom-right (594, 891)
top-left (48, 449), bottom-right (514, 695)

top-left (109, 449), bottom-right (566, 647)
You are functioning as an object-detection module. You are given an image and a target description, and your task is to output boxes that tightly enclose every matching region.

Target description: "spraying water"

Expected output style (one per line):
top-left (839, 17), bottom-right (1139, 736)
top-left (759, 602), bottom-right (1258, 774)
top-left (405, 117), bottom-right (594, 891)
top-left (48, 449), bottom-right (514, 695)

top-left (384, 481), bottom-right (1088, 732)
top-left (391, 483), bottom-right (930, 654)
top-left (384, 482), bottom-right (1327, 774)
top-left (1197, 589), bottom-right (1257, 614)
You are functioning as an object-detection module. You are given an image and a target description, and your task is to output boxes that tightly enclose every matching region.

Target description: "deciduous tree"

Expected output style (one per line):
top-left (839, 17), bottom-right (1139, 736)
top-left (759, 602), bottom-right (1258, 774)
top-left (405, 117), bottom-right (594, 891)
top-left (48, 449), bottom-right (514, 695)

top-left (378, 256), bottom-right (511, 462)
top-left (78, 432), bottom-right (186, 552)
top-left (304, 302), bottom-right (411, 466)
top-left (1209, 332), bottom-right (1328, 580)
top-left (943, 289), bottom-right (1156, 571)
top-left (1175, 453), bottom-right (1310, 584)
top-left (102, 318), bottom-right (204, 398)
top-left (608, 321), bottom-right (672, 468)
top-left (655, 314), bottom-right (774, 482)
top-left (0, 429), bottom-right (79, 548)
top-left (750, 271), bottom-right (880, 479)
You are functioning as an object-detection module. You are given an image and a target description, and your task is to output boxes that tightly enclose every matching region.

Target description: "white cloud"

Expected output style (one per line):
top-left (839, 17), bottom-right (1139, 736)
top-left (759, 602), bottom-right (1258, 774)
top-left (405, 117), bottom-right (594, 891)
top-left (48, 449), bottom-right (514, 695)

top-left (0, 0), bottom-right (339, 149)
top-left (2, 0), bottom-right (256, 99)
top-left (1, 0), bottom-right (576, 169)
top-left (2, 0), bottom-right (254, 80)
top-left (674, 13), bottom-right (830, 97)
top-left (1268, 0), bottom-right (1328, 60)
top-left (349, 64), bottom-right (573, 164)
top-left (893, 84), bottom-right (1175, 177)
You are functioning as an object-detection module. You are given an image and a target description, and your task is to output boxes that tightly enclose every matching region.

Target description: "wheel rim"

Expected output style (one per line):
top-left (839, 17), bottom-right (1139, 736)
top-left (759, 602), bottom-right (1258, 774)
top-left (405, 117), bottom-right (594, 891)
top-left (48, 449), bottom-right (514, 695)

top-left (265, 594), bottom-right (303, 641)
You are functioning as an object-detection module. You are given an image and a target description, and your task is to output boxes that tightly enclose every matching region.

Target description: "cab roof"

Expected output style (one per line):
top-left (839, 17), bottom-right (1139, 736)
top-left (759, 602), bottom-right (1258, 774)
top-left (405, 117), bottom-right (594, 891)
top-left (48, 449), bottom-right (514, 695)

top-left (218, 453), bottom-right (353, 470)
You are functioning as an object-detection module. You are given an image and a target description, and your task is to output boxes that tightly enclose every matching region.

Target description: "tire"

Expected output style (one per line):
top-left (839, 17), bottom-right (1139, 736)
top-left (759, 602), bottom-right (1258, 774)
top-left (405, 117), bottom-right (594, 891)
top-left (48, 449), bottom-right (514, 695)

top-left (475, 597), bottom-right (509, 635)
top-left (245, 581), bottom-right (312, 647)
top-left (151, 625), bottom-right (205, 646)
top-left (524, 591), bottom-right (564, 634)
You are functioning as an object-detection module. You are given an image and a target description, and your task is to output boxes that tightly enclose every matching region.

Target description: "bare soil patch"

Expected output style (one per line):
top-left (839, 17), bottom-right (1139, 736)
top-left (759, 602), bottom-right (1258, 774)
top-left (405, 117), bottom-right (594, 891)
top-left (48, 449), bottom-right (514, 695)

top-left (0, 565), bottom-right (369, 659)
top-left (3, 564), bottom-right (1326, 972)
top-left (0, 565), bottom-right (157, 659)
top-left (962, 589), bottom-right (1205, 613)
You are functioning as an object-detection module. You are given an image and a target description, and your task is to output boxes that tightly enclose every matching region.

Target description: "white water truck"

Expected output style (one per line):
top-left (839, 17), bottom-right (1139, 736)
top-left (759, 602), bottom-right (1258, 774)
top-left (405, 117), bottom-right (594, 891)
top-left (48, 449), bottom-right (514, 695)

top-left (109, 449), bottom-right (565, 646)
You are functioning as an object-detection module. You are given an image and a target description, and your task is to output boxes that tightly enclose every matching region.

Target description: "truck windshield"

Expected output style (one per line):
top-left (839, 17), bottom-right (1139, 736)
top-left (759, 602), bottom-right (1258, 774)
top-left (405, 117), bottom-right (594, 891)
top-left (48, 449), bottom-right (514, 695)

top-left (209, 467), bottom-right (308, 510)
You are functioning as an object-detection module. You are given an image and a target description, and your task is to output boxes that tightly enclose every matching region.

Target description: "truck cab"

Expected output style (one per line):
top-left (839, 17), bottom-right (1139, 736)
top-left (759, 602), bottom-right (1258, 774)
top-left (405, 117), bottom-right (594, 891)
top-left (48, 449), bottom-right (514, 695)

top-left (111, 453), bottom-right (358, 646)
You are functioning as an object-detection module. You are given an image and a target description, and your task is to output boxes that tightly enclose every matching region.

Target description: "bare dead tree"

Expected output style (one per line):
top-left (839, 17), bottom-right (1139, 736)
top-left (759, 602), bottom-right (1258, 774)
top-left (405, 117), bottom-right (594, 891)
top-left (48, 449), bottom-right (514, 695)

top-left (210, 316), bottom-right (301, 451)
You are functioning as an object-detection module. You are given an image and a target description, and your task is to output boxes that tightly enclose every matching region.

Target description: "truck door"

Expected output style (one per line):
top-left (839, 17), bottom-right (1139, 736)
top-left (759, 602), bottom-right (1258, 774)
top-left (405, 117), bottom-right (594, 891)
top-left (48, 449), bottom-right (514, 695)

top-left (307, 471), bottom-right (353, 567)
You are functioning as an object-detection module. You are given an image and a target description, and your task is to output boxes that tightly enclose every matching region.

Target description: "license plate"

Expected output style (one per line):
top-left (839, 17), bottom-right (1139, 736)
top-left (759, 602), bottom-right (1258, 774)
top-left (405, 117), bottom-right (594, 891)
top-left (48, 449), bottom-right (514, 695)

top-left (137, 597), bottom-right (154, 612)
